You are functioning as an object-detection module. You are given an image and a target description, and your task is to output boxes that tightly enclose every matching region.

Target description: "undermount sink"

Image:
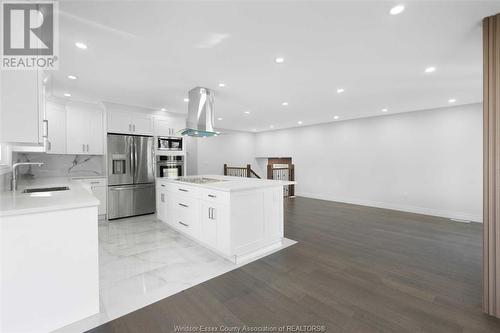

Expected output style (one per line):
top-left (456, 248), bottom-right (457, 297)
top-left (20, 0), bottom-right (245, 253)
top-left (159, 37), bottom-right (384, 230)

top-left (22, 186), bottom-right (70, 194)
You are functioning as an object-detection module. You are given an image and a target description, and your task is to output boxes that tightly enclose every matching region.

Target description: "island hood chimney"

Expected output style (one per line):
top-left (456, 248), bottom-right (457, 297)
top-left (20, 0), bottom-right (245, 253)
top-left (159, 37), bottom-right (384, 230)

top-left (180, 87), bottom-right (219, 137)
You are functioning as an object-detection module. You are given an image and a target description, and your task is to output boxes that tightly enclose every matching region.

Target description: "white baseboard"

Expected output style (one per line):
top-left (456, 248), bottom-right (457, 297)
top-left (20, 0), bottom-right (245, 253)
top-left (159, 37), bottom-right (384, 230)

top-left (296, 192), bottom-right (482, 223)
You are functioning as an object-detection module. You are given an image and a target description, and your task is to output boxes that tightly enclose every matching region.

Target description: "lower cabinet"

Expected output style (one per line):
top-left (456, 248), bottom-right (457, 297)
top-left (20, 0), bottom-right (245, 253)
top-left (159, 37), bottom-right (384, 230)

top-left (199, 201), bottom-right (230, 254)
top-left (156, 184), bottom-right (167, 221)
top-left (72, 178), bottom-right (107, 217)
top-left (156, 180), bottom-right (283, 263)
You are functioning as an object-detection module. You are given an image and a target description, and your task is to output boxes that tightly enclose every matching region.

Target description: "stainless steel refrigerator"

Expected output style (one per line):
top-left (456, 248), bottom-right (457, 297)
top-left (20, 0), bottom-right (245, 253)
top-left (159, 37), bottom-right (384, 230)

top-left (107, 134), bottom-right (155, 219)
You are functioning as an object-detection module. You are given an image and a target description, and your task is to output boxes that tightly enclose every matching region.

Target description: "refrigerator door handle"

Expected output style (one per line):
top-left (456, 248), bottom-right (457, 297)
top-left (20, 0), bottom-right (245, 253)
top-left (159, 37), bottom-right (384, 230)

top-left (129, 138), bottom-right (135, 180)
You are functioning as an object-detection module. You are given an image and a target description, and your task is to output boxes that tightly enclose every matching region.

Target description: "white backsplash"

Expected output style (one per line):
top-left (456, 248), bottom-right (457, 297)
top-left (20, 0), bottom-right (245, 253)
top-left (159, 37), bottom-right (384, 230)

top-left (12, 153), bottom-right (105, 178)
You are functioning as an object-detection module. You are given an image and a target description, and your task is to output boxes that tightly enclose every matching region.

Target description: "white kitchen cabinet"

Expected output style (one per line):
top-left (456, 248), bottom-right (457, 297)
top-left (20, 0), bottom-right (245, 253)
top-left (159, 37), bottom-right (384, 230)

top-left (107, 110), bottom-right (153, 135)
top-left (157, 178), bottom-right (285, 263)
top-left (156, 183), bottom-right (167, 221)
top-left (72, 178), bottom-right (107, 217)
top-left (1, 70), bottom-right (46, 148)
top-left (132, 113), bottom-right (154, 135)
top-left (66, 103), bottom-right (104, 155)
top-left (200, 200), bottom-right (230, 253)
top-left (107, 110), bottom-right (131, 134)
top-left (45, 101), bottom-right (66, 154)
top-left (154, 116), bottom-right (185, 137)
top-left (91, 184), bottom-right (107, 216)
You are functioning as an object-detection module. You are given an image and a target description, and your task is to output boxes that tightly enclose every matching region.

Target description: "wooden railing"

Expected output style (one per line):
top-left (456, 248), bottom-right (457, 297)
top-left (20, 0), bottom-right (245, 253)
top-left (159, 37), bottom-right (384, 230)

top-left (223, 164), bottom-right (261, 179)
top-left (267, 164), bottom-right (295, 197)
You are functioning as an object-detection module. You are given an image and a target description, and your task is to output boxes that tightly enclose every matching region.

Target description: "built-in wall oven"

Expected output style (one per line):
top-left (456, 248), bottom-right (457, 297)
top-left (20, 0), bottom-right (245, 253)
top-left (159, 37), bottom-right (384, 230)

top-left (157, 136), bottom-right (183, 151)
top-left (157, 155), bottom-right (184, 178)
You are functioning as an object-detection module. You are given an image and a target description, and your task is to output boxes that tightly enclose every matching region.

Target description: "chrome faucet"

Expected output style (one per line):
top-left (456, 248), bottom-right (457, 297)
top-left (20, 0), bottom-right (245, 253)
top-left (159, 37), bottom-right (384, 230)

top-left (11, 162), bottom-right (44, 191)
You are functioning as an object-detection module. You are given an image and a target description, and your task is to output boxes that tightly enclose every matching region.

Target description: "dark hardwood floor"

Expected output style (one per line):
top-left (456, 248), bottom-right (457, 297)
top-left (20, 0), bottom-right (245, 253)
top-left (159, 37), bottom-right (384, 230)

top-left (88, 197), bottom-right (500, 333)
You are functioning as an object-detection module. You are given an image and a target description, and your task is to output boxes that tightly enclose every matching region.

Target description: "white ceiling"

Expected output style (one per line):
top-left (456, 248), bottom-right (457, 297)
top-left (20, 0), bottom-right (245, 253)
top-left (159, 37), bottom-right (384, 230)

top-left (50, 1), bottom-right (500, 132)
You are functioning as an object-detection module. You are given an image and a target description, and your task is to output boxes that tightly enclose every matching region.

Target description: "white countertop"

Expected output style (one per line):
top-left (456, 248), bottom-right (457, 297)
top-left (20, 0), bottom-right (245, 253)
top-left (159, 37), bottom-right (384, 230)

top-left (0, 177), bottom-right (100, 217)
top-left (156, 175), bottom-right (296, 192)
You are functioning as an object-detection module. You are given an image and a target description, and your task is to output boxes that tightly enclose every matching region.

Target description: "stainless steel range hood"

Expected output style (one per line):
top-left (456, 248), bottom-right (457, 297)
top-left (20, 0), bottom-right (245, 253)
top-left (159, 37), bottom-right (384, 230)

top-left (180, 87), bottom-right (219, 137)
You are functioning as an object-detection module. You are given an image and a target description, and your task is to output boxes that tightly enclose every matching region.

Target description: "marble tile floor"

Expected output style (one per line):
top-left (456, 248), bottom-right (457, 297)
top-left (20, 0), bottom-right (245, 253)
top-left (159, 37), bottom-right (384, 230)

top-left (53, 214), bottom-right (297, 333)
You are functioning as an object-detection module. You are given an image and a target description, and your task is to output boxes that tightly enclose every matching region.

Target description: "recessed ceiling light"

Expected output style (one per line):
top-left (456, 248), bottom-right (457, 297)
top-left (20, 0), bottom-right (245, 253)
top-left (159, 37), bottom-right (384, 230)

top-left (67, 75), bottom-right (77, 80)
top-left (183, 98), bottom-right (189, 102)
top-left (252, 128), bottom-right (257, 132)
top-left (75, 42), bottom-right (87, 49)
top-left (389, 4), bottom-right (405, 15)
top-left (270, 125), bottom-right (275, 129)
top-left (282, 102), bottom-right (288, 106)
top-left (334, 116), bottom-right (339, 120)
top-left (381, 108), bottom-right (388, 112)
top-left (63, 93), bottom-right (71, 97)
top-left (448, 98), bottom-right (457, 103)
top-left (336, 88), bottom-right (345, 94)
top-left (297, 121), bottom-right (303, 125)
top-left (218, 83), bottom-right (225, 87)
top-left (424, 66), bottom-right (436, 73)
top-left (244, 111), bottom-right (251, 114)
top-left (275, 57), bottom-right (285, 64)
top-left (160, 108), bottom-right (167, 111)
top-left (217, 117), bottom-right (223, 121)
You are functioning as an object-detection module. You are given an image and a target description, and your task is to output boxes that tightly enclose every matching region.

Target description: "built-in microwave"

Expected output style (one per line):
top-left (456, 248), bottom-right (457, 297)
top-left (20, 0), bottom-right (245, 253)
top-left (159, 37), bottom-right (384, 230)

top-left (157, 136), bottom-right (183, 151)
top-left (156, 155), bottom-right (184, 178)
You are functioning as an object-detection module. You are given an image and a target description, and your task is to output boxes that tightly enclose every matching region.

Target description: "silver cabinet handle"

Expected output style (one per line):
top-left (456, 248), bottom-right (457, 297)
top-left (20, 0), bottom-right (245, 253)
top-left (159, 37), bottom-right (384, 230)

top-left (178, 203), bottom-right (188, 208)
top-left (82, 144), bottom-right (85, 152)
top-left (178, 221), bottom-right (188, 227)
top-left (133, 124), bottom-right (136, 132)
top-left (43, 119), bottom-right (49, 138)
top-left (86, 144), bottom-right (89, 152)
top-left (178, 188), bottom-right (188, 192)
top-left (161, 193), bottom-right (165, 202)
top-left (47, 141), bottom-right (51, 151)
top-left (161, 184), bottom-right (166, 187)
top-left (208, 194), bottom-right (216, 198)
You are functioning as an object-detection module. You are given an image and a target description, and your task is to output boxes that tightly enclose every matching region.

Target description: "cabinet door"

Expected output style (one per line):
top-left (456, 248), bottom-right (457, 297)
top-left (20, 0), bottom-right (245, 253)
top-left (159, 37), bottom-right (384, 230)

top-left (45, 101), bottom-right (66, 154)
top-left (87, 109), bottom-right (104, 155)
top-left (157, 186), bottom-right (167, 222)
top-left (107, 110), bottom-right (131, 134)
top-left (200, 201), bottom-right (218, 245)
top-left (91, 185), bottom-right (107, 215)
top-left (132, 113), bottom-right (153, 135)
top-left (169, 117), bottom-right (186, 136)
top-left (153, 118), bottom-right (172, 136)
top-left (66, 108), bottom-right (88, 154)
top-left (200, 201), bottom-right (230, 254)
top-left (0, 71), bottom-right (42, 144)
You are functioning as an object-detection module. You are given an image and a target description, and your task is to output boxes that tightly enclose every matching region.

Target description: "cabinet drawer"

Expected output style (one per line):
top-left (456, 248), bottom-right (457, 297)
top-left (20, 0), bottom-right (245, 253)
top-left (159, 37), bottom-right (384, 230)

top-left (199, 188), bottom-right (230, 205)
top-left (168, 183), bottom-right (198, 197)
top-left (170, 208), bottom-right (197, 236)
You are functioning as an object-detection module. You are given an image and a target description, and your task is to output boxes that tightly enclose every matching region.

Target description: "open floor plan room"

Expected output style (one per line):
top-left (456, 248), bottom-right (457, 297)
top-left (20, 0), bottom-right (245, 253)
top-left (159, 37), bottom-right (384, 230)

top-left (2, 1), bottom-right (500, 332)
top-left (89, 198), bottom-right (500, 333)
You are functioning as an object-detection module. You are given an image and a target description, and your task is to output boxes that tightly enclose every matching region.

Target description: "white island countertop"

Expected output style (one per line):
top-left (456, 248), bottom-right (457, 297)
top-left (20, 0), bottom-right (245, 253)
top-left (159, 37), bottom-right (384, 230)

top-left (0, 176), bottom-right (99, 217)
top-left (156, 175), bottom-right (295, 192)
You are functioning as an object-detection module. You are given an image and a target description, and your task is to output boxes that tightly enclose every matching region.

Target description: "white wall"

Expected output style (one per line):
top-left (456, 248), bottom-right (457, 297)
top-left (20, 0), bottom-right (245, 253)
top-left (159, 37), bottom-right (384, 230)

top-left (255, 103), bottom-right (483, 222)
top-left (194, 130), bottom-right (262, 176)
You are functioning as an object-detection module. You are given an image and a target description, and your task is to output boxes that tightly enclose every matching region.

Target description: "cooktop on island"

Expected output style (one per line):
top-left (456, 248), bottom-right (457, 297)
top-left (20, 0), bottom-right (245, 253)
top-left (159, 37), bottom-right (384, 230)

top-left (176, 177), bottom-right (226, 184)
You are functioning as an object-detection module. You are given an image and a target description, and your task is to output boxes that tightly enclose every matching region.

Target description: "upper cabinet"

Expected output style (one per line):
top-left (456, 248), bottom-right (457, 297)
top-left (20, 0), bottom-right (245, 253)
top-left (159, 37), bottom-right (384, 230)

top-left (0, 70), bottom-right (46, 148)
top-left (45, 101), bottom-right (66, 154)
top-left (107, 110), bottom-right (153, 135)
top-left (154, 116), bottom-right (186, 137)
top-left (66, 102), bottom-right (104, 155)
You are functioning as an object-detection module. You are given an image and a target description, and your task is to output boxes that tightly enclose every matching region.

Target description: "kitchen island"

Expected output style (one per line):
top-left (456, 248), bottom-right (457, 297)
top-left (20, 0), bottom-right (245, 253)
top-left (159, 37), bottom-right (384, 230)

top-left (156, 175), bottom-right (295, 264)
